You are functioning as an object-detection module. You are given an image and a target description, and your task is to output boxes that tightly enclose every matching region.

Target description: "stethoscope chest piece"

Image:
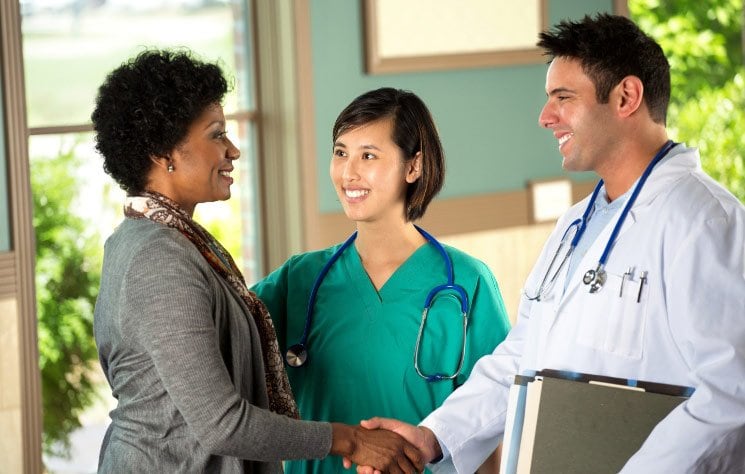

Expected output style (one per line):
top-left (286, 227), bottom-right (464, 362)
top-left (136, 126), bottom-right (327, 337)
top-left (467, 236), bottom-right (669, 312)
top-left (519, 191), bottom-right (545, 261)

top-left (285, 343), bottom-right (308, 367)
top-left (583, 264), bottom-right (607, 293)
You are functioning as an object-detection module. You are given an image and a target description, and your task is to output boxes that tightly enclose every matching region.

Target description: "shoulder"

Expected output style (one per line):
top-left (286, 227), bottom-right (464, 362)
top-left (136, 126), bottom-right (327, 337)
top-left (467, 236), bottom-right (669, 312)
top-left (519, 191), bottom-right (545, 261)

top-left (442, 244), bottom-right (498, 285)
top-left (283, 245), bottom-right (343, 270)
top-left (105, 218), bottom-right (211, 280)
top-left (656, 145), bottom-right (744, 221)
top-left (253, 243), bottom-right (349, 291)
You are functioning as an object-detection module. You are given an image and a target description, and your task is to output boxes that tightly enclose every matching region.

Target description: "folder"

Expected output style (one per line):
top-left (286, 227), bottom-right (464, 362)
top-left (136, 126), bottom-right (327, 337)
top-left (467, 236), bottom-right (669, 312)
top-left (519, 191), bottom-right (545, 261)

top-left (501, 370), bottom-right (693, 474)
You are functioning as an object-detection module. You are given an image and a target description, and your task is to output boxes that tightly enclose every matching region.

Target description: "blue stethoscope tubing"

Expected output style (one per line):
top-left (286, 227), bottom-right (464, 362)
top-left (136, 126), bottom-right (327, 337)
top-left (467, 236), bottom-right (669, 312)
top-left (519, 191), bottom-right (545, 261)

top-left (284, 225), bottom-right (469, 382)
top-left (527, 140), bottom-right (677, 300)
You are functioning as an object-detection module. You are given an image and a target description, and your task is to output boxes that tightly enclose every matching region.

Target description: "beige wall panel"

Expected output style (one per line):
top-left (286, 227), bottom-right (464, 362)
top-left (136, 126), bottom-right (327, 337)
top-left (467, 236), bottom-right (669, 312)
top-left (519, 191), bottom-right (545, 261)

top-left (0, 297), bottom-right (22, 474)
top-left (440, 224), bottom-right (555, 324)
top-left (0, 298), bottom-right (20, 410)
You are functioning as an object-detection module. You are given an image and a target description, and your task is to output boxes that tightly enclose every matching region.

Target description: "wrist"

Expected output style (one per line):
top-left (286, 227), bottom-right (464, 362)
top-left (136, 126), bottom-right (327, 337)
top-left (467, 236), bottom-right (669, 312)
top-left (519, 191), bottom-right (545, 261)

top-left (329, 423), bottom-right (356, 457)
top-left (420, 426), bottom-right (443, 464)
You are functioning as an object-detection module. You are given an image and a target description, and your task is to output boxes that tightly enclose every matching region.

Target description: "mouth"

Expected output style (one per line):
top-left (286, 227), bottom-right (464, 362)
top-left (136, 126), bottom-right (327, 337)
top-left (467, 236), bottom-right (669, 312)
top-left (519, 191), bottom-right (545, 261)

top-left (218, 169), bottom-right (234, 184)
top-left (557, 132), bottom-right (574, 149)
top-left (344, 188), bottom-right (369, 199)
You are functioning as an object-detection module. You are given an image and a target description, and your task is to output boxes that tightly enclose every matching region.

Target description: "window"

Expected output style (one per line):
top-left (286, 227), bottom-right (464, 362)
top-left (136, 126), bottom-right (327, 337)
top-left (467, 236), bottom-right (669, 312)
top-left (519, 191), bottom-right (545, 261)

top-left (20, 0), bottom-right (262, 467)
top-left (22, 0), bottom-right (262, 281)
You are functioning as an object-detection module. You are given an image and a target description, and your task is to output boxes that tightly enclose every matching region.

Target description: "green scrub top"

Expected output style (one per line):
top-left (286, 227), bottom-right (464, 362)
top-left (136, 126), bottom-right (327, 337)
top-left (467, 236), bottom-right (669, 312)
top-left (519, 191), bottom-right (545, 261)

top-left (252, 239), bottom-right (511, 473)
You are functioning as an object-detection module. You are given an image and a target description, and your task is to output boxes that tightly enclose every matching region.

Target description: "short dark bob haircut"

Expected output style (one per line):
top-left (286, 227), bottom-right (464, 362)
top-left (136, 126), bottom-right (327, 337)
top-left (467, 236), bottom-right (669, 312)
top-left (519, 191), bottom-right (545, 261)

top-left (537, 13), bottom-right (670, 125)
top-left (91, 49), bottom-right (228, 194)
top-left (332, 87), bottom-right (444, 222)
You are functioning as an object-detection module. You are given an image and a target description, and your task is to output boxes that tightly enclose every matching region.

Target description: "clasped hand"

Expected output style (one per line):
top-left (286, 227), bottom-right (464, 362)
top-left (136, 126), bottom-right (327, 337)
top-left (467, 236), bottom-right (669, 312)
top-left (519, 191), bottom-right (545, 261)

top-left (331, 421), bottom-right (423, 473)
top-left (336, 417), bottom-right (442, 473)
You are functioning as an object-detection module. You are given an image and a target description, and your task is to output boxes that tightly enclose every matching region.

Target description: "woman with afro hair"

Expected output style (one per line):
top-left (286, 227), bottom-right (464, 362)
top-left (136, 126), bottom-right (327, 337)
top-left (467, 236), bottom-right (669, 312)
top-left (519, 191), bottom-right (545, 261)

top-left (91, 49), bottom-right (422, 474)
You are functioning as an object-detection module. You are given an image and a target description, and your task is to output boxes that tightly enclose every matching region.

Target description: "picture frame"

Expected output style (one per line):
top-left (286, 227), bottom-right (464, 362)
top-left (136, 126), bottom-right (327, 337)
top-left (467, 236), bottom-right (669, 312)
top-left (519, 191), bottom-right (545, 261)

top-left (363, 0), bottom-right (630, 75)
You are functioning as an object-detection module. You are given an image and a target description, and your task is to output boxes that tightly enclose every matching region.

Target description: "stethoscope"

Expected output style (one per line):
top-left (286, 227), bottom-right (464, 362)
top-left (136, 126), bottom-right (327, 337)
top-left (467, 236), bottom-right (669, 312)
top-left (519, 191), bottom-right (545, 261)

top-left (285, 225), bottom-right (470, 383)
top-left (525, 140), bottom-right (676, 301)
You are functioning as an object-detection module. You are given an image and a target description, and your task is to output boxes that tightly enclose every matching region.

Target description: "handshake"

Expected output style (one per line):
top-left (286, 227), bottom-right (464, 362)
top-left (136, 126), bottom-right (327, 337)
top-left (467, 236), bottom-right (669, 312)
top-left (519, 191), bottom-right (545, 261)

top-left (330, 417), bottom-right (442, 474)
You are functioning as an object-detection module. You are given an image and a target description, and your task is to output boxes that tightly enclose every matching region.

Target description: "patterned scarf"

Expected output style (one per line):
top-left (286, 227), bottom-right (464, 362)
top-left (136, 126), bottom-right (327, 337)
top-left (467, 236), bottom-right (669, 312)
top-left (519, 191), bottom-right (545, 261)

top-left (124, 191), bottom-right (299, 419)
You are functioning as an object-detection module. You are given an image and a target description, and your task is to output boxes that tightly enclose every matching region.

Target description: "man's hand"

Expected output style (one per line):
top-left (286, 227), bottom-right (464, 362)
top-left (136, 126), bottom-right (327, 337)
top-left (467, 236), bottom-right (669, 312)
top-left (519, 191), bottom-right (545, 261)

top-left (330, 422), bottom-right (424, 474)
top-left (348, 417), bottom-right (442, 474)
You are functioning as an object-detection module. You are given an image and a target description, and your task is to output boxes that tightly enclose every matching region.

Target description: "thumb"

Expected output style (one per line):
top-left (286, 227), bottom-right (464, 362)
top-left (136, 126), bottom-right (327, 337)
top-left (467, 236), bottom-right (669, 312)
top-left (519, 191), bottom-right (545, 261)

top-left (359, 416), bottom-right (388, 430)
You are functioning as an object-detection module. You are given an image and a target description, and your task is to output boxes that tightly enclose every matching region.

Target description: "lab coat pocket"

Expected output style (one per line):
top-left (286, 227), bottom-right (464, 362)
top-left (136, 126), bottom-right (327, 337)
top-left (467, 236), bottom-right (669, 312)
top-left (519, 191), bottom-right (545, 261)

top-left (575, 269), bottom-right (648, 359)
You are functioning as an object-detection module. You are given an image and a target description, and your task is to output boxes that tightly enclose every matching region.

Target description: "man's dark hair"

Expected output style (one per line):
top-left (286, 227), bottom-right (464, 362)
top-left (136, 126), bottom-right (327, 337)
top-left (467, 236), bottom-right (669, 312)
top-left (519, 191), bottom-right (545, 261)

top-left (537, 13), bottom-right (670, 124)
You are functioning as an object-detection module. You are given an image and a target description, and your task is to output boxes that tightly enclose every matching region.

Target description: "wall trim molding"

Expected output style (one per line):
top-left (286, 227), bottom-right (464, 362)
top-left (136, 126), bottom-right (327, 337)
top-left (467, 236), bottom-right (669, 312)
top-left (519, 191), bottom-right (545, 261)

top-left (0, 0), bottom-right (42, 471)
top-left (310, 181), bottom-right (596, 248)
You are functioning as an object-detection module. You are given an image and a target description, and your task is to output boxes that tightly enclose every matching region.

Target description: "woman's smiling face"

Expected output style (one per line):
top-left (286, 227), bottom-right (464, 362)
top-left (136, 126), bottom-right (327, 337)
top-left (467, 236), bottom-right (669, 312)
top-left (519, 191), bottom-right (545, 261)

top-left (330, 117), bottom-right (420, 225)
top-left (164, 103), bottom-right (240, 215)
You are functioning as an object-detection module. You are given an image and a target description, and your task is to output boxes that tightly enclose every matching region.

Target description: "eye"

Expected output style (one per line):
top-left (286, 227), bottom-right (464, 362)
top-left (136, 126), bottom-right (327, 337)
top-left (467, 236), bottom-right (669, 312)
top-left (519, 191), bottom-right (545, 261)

top-left (362, 152), bottom-right (376, 160)
top-left (214, 130), bottom-right (228, 140)
top-left (333, 148), bottom-right (347, 158)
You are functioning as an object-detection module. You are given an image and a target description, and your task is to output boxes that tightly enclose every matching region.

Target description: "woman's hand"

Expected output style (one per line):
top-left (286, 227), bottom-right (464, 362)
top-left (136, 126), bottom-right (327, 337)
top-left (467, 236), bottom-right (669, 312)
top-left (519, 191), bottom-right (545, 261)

top-left (330, 422), bottom-right (424, 473)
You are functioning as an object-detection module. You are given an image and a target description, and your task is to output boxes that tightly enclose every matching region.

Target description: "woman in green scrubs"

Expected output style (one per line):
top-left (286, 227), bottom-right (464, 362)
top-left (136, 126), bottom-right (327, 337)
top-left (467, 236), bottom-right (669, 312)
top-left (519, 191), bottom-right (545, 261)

top-left (252, 88), bottom-right (511, 473)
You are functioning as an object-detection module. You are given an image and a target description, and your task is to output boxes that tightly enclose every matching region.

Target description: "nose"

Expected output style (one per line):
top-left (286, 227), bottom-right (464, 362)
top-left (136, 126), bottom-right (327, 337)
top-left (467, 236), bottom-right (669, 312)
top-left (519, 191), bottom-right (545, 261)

top-left (538, 101), bottom-right (556, 129)
top-left (227, 138), bottom-right (240, 160)
top-left (341, 156), bottom-right (359, 181)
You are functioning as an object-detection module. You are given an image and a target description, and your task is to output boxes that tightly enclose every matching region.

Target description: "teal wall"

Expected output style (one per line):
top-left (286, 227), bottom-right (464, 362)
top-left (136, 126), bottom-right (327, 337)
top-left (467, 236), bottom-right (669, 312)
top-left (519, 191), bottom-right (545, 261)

top-left (311, 0), bottom-right (615, 213)
top-left (0, 74), bottom-right (9, 251)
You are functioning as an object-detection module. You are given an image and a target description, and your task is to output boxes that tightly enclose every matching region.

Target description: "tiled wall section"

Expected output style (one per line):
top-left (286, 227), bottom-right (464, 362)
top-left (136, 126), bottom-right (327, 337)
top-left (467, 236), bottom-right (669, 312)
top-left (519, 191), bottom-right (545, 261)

top-left (441, 223), bottom-right (555, 325)
top-left (0, 297), bottom-right (22, 474)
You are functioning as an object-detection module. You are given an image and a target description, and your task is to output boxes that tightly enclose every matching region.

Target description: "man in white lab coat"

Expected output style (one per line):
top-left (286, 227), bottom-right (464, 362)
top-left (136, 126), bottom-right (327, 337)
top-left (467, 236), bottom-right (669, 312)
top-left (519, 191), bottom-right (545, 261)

top-left (355, 13), bottom-right (745, 473)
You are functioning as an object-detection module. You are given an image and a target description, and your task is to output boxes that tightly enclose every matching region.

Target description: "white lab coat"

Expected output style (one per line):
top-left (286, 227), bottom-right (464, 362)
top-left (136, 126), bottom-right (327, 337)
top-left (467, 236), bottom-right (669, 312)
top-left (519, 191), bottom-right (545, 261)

top-left (421, 144), bottom-right (745, 473)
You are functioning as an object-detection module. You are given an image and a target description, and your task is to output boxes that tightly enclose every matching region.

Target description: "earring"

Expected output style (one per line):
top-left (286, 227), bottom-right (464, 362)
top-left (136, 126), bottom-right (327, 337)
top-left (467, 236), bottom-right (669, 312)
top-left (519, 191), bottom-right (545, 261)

top-left (167, 164), bottom-right (175, 173)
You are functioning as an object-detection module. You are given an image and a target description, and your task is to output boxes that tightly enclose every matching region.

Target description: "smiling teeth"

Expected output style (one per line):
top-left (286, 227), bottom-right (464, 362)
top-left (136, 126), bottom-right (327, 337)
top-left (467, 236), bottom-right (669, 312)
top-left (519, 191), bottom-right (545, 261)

top-left (345, 189), bottom-right (369, 198)
top-left (558, 133), bottom-right (573, 146)
top-left (219, 171), bottom-right (231, 177)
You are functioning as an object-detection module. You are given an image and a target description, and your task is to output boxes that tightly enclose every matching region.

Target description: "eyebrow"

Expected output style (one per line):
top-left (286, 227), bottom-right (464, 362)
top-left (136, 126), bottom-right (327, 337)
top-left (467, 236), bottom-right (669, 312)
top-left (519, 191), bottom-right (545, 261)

top-left (203, 119), bottom-right (225, 130)
top-left (547, 87), bottom-right (576, 96)
top-left (333, 141), bottom-right (382, 151)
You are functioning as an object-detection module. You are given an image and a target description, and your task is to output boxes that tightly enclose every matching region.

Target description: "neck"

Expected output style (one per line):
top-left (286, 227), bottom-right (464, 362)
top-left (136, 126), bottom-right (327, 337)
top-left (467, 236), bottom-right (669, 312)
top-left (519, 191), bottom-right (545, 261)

top-left (354, 220), bottom-right (426, 264)
top-left (597, 127), bottom-right (669, 202)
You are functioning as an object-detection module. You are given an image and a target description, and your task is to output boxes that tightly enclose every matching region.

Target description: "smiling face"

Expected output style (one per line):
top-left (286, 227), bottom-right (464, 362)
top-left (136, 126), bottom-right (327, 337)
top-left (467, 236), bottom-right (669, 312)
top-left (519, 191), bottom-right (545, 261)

top-left (330, 118), bottom-right (421, 225)
top-left (164, 103), bottom-right (239, 214)
top-left (538, 57), bottom-right (617, 173)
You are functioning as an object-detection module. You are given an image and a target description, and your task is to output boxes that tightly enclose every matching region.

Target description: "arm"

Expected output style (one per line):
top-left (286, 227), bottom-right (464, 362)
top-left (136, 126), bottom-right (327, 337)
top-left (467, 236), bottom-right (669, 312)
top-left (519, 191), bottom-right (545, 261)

top-left (621, 213), bottom-right (745, 472)
top-left (250, 260), bottom-right (291, 349)
top-left (125, 232), bottom-right (330, 461)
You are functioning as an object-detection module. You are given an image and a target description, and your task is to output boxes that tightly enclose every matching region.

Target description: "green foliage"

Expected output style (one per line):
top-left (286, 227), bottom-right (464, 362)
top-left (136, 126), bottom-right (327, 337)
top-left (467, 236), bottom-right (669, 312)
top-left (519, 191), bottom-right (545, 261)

top-left (673, 73), bottom-right (745, 201)
top-left (32, 146), bottom-right (102, 457)
top-left (630, 0), bottom-right (743, 104)
top-left (630, 0), bottom-right (745, 202)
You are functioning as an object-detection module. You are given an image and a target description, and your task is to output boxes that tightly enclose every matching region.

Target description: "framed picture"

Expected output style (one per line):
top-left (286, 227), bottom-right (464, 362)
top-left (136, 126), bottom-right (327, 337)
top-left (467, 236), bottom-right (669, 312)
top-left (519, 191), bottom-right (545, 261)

top-left (363, 0), bottom-right (630, 75)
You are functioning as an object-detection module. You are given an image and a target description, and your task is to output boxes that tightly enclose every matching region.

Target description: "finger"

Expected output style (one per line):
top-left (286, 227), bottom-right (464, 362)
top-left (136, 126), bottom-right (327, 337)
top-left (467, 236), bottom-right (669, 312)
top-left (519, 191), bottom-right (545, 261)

top-left (355, 466), bottom-right (374, 474)
top-left (395, 453), bottom-right (417, 474)
top-left (343, 457), bottom-right (352, 469)
top-left (404, 443), bottom-right (424, 471)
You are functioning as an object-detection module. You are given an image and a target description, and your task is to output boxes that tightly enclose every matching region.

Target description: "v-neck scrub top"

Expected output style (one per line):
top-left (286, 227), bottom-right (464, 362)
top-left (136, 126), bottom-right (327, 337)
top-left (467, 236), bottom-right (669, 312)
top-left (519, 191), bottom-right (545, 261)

top-left (252, 241), bottom-right (511, 473)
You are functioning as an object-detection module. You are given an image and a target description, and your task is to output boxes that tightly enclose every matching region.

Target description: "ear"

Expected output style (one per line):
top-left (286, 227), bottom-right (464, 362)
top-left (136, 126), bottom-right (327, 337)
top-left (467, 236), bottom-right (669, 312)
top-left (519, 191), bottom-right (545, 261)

top-left (150, 154), bottom-right (171, 171)
top-left (405, 152), bottom-right (422, 183)
top-left (614, 75), bottom-right (644, 118)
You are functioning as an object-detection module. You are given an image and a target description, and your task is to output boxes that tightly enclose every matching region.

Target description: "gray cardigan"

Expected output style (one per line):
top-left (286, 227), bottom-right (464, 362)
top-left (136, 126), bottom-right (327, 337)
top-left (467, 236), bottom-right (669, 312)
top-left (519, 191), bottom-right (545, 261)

top-left (94, 218), bottom-right (331, 473)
